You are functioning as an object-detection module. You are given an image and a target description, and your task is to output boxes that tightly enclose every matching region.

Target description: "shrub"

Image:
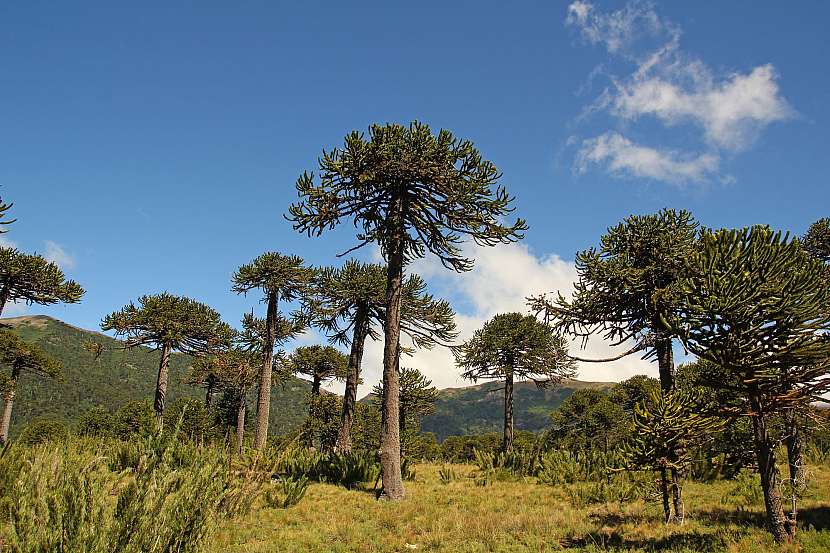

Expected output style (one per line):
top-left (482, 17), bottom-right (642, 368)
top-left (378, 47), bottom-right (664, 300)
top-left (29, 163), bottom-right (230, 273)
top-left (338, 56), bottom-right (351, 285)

top-left (17, 419), bottom-right (70, 446)
top-left (264, 476), bottom-right (310, 509)
top-left (77, 406), bottom-right (115, 438)
top-left (113, 400), bottom-right (156, 440)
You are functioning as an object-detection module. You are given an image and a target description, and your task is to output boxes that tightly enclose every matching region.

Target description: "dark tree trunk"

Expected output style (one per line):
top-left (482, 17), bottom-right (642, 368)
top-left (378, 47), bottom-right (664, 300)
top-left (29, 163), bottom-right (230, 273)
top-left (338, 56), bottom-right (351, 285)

top-left (0, 365), bottom-right (19, 445)
top-left (0, 284), bottom-right (10, 319)
top-left (751, 395), bottom-right (791, 543)
top-left (379, 184), bottom-right (405, 501)
top-left (503, 369), bottom-right (514, 453)
top-left (205, 375), bottom-right (217, 410)
top-left (236, 392), bottom-right (246, 455)
top-left (254, 291), bottom-right (278, 451)
top-left (336, 305), bottom-right (369, 452)
top-left (660, 467), bottom-right (673, 524)
top-left (655, 331), bottom-right (685, 523)
top-left (311, 375), bottom-right (321, 398)
top-left (670, 468), bottom-right (685, 524)
top-left (154, 343), bottom-right (172, 431)
top-left (784, 408), bottom-right (804, 536)
top-left (655, 334), bottom-right (675, 392)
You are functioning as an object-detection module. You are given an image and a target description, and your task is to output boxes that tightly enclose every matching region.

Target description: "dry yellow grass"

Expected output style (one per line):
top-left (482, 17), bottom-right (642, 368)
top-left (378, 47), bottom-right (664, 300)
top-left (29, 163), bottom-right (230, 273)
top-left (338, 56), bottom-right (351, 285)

top-left (212, 464), bottom-right (830, 553)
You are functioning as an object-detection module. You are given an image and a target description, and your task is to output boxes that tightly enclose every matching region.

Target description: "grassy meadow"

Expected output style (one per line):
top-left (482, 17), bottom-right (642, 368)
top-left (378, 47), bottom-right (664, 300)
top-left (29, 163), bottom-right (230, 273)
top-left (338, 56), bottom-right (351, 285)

top-left (212, 463), bottom-right (830, 553)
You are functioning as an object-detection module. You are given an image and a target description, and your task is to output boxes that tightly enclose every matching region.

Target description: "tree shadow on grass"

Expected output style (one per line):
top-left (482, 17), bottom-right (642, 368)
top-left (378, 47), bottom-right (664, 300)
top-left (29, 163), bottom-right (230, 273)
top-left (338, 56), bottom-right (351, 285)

top-left (698, 504), bottom-right (830, 532)
top-left (798, 506), bottom-right (830, 532)
top-left (560, 531), bottom-right (726, 551)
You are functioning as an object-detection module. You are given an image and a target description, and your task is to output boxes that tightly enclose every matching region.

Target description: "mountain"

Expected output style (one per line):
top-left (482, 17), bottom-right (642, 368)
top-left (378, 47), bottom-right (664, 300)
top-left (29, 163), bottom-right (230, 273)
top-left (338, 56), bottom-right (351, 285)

top-left (361, 378), bottom-right (614, 442)
top-left (2, 315), bottom-right (615, 442)
top-left (0, 315), bottom-right (311, 438)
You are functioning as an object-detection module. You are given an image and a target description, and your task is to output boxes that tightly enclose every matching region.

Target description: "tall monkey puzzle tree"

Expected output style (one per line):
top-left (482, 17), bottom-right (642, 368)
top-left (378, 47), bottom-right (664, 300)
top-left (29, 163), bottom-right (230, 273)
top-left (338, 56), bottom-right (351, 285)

top-left (667, 226), bottom-right (830, 543)
top-left (289, 122), bottom-right (525, 499)
top-left (232, 252), bottom-right (315, 451)
top-left (456, 313), bottom-right (574, 453)
top-left (102, 293), bottom-right (233, 430)
top-left (311, 260), bottom-right (456, 452)
top-left (0, 248), bottom-right (84, 318)
top-left (0, 330), bottom-right (62, 444)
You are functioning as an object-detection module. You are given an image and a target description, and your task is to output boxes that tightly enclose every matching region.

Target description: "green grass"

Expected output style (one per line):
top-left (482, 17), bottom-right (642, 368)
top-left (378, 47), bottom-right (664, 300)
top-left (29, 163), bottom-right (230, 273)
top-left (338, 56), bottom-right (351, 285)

top-left (212, 463), bottom-right (830, 553)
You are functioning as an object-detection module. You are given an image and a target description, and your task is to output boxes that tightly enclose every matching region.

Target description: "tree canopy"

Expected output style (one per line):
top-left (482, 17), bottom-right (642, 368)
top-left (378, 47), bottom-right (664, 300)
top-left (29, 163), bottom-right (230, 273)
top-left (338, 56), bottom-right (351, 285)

top-left (285, 345), bottom-right (349, 395)
top-left (0, 248), bottom-right (84, 318)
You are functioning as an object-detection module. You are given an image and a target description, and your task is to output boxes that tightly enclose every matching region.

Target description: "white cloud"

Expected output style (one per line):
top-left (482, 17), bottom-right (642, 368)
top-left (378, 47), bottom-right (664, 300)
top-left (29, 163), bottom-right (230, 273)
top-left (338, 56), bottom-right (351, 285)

top-left (349, 244), bottom-right (655, 396)
top-left (566, 1), bottom-right (793, 183)
top-left (576, 132), bottom-right (719, 185)
top-left (43, 241), bottom-right (76, 269)
top-left (0, 235), bottom-right (15, 248)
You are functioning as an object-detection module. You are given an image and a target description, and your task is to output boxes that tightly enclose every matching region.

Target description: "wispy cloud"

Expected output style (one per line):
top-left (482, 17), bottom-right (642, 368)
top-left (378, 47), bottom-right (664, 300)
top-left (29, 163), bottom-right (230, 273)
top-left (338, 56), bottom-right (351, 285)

top-left (566, 1), bottom-right (793, 184)
top-left (43, 240), bottom-right (76, 269)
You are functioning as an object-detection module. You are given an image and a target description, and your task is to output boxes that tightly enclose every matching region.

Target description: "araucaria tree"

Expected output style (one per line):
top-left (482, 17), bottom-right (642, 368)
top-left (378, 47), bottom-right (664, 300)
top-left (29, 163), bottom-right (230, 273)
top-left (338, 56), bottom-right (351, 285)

top-left (190, 346), bottom-right (260, 453)
top-left (102, 293), bottom-right (233, 430)
top-left (373, 366), bottom-right (438, 455)
top-left (232, 252), bottom-right (314, 451)
top-left (0, 329), bottom-right (62, 444)
top-left (311, 260), bottom-right (456, 452)
top-left (0, 195), bottom-right (14, 232)
top-left (286, 344), bottom-right (348, 404)
top-left (0, 248), bottom-right (84, 318)
top-left (289, 121), bottom-right (525, 499)
top-left (456, 312), bottom-right (574, 453)
top-left (668, 226), bottom-right (830, 543)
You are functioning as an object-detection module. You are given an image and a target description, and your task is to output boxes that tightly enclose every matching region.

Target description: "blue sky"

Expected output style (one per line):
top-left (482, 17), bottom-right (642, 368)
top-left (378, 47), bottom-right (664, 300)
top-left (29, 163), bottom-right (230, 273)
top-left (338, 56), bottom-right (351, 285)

top-left (2, 1), bottom-right (828, 390)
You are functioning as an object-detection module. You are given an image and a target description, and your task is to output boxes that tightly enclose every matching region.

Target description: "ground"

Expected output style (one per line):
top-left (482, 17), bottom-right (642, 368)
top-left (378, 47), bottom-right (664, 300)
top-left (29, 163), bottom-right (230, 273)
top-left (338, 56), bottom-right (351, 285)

top-left (212, 464), bottom-right (830, 553)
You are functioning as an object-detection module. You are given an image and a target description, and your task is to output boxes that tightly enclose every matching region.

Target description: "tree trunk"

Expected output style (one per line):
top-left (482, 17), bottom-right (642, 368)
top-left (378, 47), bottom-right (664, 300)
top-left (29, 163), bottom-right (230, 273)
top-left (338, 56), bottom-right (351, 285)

top-left (671, 468), bottom-right (685, 525)
top-left (254, 291), bottom-right (278, 451)
top-left (751, 396), bottom-right (791, 543)
top-left (379, 185), bottom-right (406, 501)
top-left (336, 305), bottom-right (369, 452)
top-left (0, 365), bottom-right (19, 445)
top-left (660, 466), bottom-right (673, 524)
top-left (154, 343), bottom-right (172, 432)
top-left (503, 369), bottom-right (514, 454)
top-left (784, 408), bottom-right (803, 537)
top-left (205, 375), bottom-right (216, 410)
top-left (311, 375), bottom-right (321, 398)
top-left (236, 392), bottom-right (246, 455)
top-left (655, 331), bottom-right (685, 523)
top-left (0, 284), bottom-right (10, 319)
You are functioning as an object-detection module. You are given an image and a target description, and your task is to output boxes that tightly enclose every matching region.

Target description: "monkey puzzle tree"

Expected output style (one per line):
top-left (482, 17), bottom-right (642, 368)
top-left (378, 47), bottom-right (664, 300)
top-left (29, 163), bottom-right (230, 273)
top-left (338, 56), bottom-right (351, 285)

top-left (102, 293), bottom-right (233, 430)
top-left (803, 217), bottom-right (830, 265)
top-left (456, 313), bottom-right (574, 453)
top-left (0, 195), bottom-right (14, 233)
top-left (667, 226), bottom-right (830, 542)
top-left (0, 248), bottom-right (84, 318)
top-left (190, 345), bottom-right (260, 453)
top-left (232, 252), bottom-right (315, 451)
top-left (286, 344), bottom-right (349, 400)
top-left (373, 366), bottom-right (438, 454)
top-left (549, 389), bottom-right (628, 454)
top-left (0, 329), bottom-right (62, 443)
top-left (311, 260), bottom-right (456, 452)
top-left (621, 388), bottom-right (723, 524)
top-left (289, 121), bottom-right (525, 499)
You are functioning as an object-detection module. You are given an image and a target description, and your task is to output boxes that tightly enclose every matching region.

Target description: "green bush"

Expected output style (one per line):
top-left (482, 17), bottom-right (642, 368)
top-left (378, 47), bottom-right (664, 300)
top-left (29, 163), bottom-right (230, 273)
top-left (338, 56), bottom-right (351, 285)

top-left (76, 406), bottom-right (115, 438)
top-left (264, 476), bottom-right (310, 509)
top-left (113, 400), bottom-right (156, 440)
top-left (17, 419), bottom-right (70, 446)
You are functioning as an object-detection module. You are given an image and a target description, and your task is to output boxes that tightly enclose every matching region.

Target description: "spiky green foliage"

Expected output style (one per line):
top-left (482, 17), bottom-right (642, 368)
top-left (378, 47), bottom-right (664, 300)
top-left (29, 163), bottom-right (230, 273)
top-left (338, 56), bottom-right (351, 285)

top-left (803, 217), bottom-right (830, 264)
top-left (232, 252), bottom-right (316, 302)
top-left (0, 247), bottom-right (84, 317)
top-left (531, 208), bottom-right (699, 390)
top-left (667, 225), bottom-right (830, 542)
top-left (286, 345), bottom-right (348, 395)
top-left (0, 194), bottom-right (14, 232)
top-left (456, 313), bottom-right (575, 452)
top-left (457, 313), bottom-right (575, 386)
top-left (549, 389), bottom-right (628, 454)
top-left (288, 121), bottom-right (527, 271)
top-left (609, 375), bottom-right (660, 414)
top-left (101, 293), bottom-right (233, 427)
top-left (373, 367), bottom-right (438, 455)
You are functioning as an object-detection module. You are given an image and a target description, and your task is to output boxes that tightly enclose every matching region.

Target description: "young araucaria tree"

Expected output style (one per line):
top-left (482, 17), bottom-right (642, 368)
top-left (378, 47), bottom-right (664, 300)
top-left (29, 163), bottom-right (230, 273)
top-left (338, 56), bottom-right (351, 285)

top-left (668, 226), bottom-right (830, 543)
top-left (286, 344), bottom-right (348, 401)
top-left (311, 260), bottom-right (456, 452)
top-left (190, 345), bottom-right (260, 453)
top-left (0, 330), bottom-right (62, 444)
top-left (529, 208), bottom-right (699, 522)
top-left (456, 312), bottom-right (574, 453)
top-left (373, 366), bottom-right (438, 455)
top-left (288, 122), bottom-right (524, 500)
top-left (0, 248), bottom-right (84, 318)
top-left (102, 293), bottom-right (233, 430)
top-left (232, 252), bottom-right (315, 451)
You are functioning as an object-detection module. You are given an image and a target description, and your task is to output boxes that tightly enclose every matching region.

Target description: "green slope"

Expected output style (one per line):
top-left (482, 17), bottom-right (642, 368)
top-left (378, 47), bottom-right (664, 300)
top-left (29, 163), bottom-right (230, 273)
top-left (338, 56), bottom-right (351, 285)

top-left (364, 379), bottom-right (614, 442)
top-left (0, 315), bottom-right (311, 438)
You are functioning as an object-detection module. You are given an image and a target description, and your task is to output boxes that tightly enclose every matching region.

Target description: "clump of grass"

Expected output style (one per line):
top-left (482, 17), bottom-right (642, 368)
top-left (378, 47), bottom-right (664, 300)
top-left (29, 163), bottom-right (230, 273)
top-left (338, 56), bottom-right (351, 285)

top-left (264, 475), bottom-right (310, 509)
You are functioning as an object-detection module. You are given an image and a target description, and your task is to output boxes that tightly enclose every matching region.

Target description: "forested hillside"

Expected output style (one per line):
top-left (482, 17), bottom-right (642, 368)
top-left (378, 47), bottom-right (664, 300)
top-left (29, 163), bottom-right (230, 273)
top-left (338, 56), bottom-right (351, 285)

top-left (0, 315), bottom-right (311, 437)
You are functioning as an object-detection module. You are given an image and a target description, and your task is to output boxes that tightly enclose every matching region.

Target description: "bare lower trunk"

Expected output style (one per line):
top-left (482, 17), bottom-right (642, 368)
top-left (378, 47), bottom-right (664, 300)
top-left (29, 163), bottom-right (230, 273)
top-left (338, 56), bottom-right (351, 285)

top-left (0, 371), bottom-right (17, 445)
top-left (205, 375), bottom-right (216, 410)
top-left (254, 291), bottom-right (278, 451)
top-left (379, 189), bottom-right (406, 501)
top-left (655, 332), bottom-right (684, 523)
top-left (236, 393), bottom-right (246, 455)
top-left (0, 284), bottom-right (9, 319)
top-left (784, 408), bottom-right (803, 537)
top-left (655, 334), bottom-right (675, 392)
top-left (154, 343), bottom-right (171, 431)
top-left (503, 369), bottom-right (514, 453)
top-left (660, 467), bottom-right (673, 524)
top-left (671, 468), bottom-right (685, 525)
top-left (751, 396), bottom-right (791, 543)
top-left (336, 306), bottom-right (369, 452)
